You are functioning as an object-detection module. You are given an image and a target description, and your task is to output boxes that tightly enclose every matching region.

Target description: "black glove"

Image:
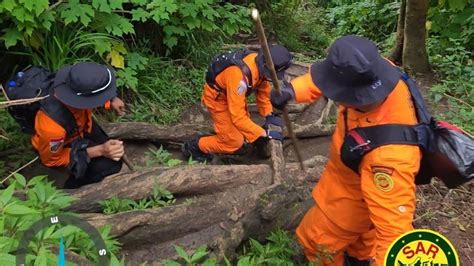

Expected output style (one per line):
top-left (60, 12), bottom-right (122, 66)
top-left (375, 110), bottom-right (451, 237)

top-left (262, 114), bottom-right (283, 129)
top-left (266, 130), bottom-right (284, 142)
top-left (271, 81), bottom-right (295, 110)
top-left (68, 139), bottom-right (90, 179)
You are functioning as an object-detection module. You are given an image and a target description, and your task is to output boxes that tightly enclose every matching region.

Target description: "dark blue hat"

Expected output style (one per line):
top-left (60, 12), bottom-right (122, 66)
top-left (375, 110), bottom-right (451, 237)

top-left (256, 44), bottom-right (293, 80)
top-left (53, 62), bottom-right (117, 109)
top-left (310, 35), bottom-right (400, 106)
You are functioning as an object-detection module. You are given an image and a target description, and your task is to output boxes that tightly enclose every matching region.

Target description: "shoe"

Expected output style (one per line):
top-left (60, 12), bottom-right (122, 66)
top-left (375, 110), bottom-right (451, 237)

top-left (182, 139), bottom-right (213, 163)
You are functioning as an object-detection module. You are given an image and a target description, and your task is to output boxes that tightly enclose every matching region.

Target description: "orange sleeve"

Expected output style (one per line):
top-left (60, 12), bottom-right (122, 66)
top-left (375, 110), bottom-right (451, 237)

top-left (225, 66), bottom-right (265, 143)
top-left (255, 80), bottom-right (273, 117)
top-left (31, 110), bottom-right (71, 167)
top-left (290, 72), bottom-right (324, 103)
top-left (359, 144), bottom-right (421, 265)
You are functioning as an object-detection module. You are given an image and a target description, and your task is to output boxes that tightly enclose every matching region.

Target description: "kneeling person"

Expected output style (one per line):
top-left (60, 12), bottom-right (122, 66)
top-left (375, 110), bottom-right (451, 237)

top-left (32, 62), bottom-right (126, 189)
top-left (183, 45), bottom-right (293, 162)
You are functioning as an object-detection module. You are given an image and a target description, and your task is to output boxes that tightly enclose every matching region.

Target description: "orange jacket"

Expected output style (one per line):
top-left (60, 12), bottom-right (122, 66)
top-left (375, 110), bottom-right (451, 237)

top-left (31, 107), bottom-right (93, 167)
top-left (201, 53), bottom-right (273, 143)
top-left (291, 71), bottom-right (422, 265)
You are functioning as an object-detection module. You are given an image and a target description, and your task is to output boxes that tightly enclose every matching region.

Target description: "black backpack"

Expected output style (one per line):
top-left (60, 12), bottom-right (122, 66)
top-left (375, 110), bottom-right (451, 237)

top-left (340, 72), bottom-right (473, 189)
top-left (205, 49), bottom-right (255, 96)
top-left (5, 66), bottom-right (77, 137)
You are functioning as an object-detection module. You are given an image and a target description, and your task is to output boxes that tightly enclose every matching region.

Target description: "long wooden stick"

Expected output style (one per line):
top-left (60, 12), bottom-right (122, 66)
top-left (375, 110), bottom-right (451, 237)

top-left (251, 9), bottom-right (305, 170)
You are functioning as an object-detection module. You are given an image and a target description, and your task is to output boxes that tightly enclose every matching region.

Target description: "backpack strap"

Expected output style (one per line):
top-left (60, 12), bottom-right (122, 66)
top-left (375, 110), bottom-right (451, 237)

top-left (340, 124), bottom-right (422, 173)
top-left (205, 50), bottom-right (254, 96)
top-left (40, 96), bottom-right (78, 138)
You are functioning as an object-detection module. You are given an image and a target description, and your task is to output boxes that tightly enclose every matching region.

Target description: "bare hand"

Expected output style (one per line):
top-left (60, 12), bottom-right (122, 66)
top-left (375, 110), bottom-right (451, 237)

top-left (101, 139), bottom-right (124, 161)
top-left (111, 97), bottom-right (126, 116)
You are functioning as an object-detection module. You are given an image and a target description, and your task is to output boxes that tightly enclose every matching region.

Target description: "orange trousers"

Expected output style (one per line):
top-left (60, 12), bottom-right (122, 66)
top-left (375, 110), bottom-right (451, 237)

top-left (296, 204), bottom-right (376, 265)
top-left (198, 100), bottom-right (245, 154)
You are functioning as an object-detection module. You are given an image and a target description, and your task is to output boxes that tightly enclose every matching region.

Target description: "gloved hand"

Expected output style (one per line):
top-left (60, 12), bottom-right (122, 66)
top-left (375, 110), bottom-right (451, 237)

top-left (266, 130), bottom-right (284, 142)
top-left (271, 81), bottom-right (295, 110)
top-left (262, 114), bottom-right (283, 129)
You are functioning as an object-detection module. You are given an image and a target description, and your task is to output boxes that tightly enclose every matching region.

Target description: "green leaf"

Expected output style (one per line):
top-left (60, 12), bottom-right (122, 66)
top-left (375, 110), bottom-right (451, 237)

top-left (27, 175), bottom-right (47, 187)
top-left (3, 203), bottom-right (38, 215)
top-left (50, 225), bottom-right (81, 239)
top-left (174, 245), bottom-right (190, 261)
top-left (41, 224), bottom-right (57, 240)
top-left (13, 173), bottom-right (26, 188)
top-left (109, 0), bottom-right (126, 10)
top-left (34, 246), bottom-right (47, 266)
top-left (92, 0), bottom-right (111, 13)
top-left (131, 8), bottom-right (150, 22)
top-left (0, 183), bottom-right (16, 206)
top-left (126, 52), bottom-right (148, 70)
top-left (60, 3), bottom-right (94, 26)
top-left (448, 0), bottom-right (468, 11)
top-left (0, 253), bottom-right (16, 265)
top-left (191, 250), bottom-right (209, 262)
top-left (95, 13), bottom-right (134, 36)
top-left (0, 0), bottom-right (16, 12)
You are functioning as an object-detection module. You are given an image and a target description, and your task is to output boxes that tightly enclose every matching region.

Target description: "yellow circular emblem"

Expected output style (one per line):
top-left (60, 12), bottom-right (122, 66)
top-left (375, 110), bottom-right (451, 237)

top-left (374, 172), bottom-right (393, 192)
top-left (385, 229), bottom-right (459, 266)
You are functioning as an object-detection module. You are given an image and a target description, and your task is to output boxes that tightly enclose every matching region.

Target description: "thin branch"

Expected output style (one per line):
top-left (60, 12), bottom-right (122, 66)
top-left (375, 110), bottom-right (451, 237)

top-left (0, 95), bottom-right (49, 108)
top-left (1, 156), bottom-right (39, 184)
top-left (443, 92), bottom-right (474, 110)
top-left (48, 0), bottom-right (64, 11)
top-left (0, 84), bottom-right (10, 101)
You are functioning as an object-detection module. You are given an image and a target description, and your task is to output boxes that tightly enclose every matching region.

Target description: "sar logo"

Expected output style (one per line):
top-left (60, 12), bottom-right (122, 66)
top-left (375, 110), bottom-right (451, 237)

top-left (374, 172), bottom-right (393, 192)
top-left (385, 229), bottom-right (459, 266)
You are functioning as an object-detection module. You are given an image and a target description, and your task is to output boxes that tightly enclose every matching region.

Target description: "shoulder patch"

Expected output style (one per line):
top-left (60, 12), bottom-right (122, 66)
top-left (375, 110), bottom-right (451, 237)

top-left (374, 172), bottom-right (394, 192)
top-left (49, 137), bottom-right (65, 153)
top-left (236, 80), bottom-right (247, 96)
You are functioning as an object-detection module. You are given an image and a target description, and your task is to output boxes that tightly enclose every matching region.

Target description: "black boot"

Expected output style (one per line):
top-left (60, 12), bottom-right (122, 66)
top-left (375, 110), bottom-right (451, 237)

top-left (182, 139), bottom-right (213, 163)
top-left (344, 253), bottom-right (371, 266)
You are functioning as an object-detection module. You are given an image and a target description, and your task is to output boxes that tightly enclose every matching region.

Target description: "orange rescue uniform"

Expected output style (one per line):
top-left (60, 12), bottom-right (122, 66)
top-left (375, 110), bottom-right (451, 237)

top-left (31, 107), bottom-right (93, 167)
top-left (199, 53), bottom-right (273, 154)
top-left (291, 72), bottom-right (422, 265)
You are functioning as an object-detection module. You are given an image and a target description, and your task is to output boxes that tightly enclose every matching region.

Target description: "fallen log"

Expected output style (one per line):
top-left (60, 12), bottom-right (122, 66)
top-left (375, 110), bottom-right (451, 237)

top-left (102, 121), bottom-right (334, 143)
top-left (67, 164), bottom-right (272, 213)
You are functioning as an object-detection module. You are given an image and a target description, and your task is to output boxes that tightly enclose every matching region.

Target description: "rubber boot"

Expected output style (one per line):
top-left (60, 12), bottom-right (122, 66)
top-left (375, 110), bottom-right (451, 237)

top-left (182, 138), bottom-right (213, 163)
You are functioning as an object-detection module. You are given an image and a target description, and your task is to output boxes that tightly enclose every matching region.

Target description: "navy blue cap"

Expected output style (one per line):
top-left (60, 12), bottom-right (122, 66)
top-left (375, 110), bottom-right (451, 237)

top-left (256, 44), bottom-right (293, 80)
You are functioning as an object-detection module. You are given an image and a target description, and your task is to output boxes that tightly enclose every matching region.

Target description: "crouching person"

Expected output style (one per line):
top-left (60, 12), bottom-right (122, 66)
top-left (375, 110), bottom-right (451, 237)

top-left (182, 45), bottom-right (293, 162)
top-left (32, 62), bottom-right (126, 189)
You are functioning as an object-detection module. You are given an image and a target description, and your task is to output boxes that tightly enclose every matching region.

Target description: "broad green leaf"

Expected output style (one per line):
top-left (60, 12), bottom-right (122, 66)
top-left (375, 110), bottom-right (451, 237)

top-left (3, 203), bottom-right (39, 215)
top-left (191, 250), bottom-right (209, 262)
top-left (95, 13), bottom-right (134, 36)
top-left (107, 50), bottom-right (125, 69)
top-left (0, 0), bottom-right (16, 12)
top-left (448, 0), bottom-right (468, 11)
top-left (174, 245), bottom-right (189, 261)
top-left (13, 173), bottom-right (26, 188)
top-left (126, 52), bottom-right (148, 70)
top-left (50, 225), bottom-right (81, 239)
top-left (131, 8), bottom-right (150, 22)
top-left (108, 0), bottom-right (126, 10)
top-left (0, 253), bottom-right (16, 265)
top-left (92, 0), bottom-right (111, 13)
top-left (34, 246), bottom-right (47, 266)
top-left (0, 182), bottom-right (15, 206)
top-left (41, 224), bottom-right (57, 240)
top-left (27, 175), bottom-right (47, 187)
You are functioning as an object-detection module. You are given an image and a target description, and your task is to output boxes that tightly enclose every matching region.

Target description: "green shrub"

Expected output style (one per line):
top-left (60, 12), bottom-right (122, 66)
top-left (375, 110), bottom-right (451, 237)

top-left (0, 174), bottom-right (121, 265)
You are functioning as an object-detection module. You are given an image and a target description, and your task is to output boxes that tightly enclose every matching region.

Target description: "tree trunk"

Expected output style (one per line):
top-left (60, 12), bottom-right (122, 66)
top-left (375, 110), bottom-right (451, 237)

top-left (388, 0), bottom-right (406, 64)
top-left (403, 0), bottom-right (430, 75)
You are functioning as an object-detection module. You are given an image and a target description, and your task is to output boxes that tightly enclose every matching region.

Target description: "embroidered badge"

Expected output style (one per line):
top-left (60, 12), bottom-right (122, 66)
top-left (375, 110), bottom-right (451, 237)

top-left (374, 172), bottom-right (394, 192)
top-left (49, 137), bottom-right (65, 153)
top-left (236, 80), bottom-right (247, 96)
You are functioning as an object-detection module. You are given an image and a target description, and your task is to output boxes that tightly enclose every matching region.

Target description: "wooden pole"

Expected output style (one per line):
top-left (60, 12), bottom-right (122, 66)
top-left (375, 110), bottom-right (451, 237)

top-left (251, 9), bottom-right (305, 170)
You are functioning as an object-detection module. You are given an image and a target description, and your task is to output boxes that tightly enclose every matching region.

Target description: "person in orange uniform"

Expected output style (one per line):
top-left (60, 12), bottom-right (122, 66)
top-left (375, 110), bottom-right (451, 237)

top-left (32, 62), bottom-right (126, 189)
top-left (182, 45), bottom-right (293, 162)
top-left (271, 35), bottom-right (422, 266)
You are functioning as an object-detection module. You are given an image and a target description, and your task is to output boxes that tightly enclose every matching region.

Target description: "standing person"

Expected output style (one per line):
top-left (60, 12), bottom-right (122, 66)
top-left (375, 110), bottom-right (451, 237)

top-left (271, 35), bottom-right (422, 265)
top-left (182, 45), bottom-right (293, 162)
top-left (32, 62), bottom-right (126, 189)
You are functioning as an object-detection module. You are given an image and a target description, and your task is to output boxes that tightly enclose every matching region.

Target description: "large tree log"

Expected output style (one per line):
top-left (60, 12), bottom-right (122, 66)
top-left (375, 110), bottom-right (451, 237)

top-left (102, 121), bottom-right (334, 143)
top-left (67, 164), bottom-right (272, 213)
